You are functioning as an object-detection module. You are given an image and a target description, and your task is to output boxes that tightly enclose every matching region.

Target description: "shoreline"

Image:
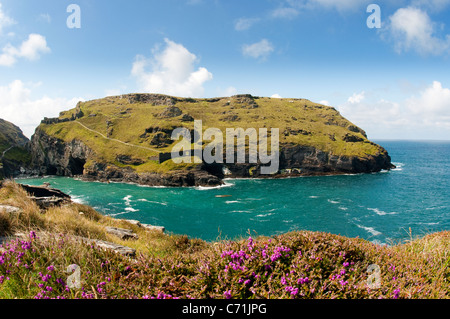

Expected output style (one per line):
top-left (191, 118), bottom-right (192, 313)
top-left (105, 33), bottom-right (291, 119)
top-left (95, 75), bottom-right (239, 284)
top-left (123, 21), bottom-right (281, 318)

top-left (13, 166), bottom-right (395, 189)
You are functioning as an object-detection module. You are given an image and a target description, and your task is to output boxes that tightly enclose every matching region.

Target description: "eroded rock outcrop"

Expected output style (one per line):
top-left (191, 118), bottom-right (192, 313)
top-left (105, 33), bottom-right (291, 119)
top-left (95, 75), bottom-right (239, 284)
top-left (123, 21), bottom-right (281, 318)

top-left (31, 128), bottom-right (92, 177)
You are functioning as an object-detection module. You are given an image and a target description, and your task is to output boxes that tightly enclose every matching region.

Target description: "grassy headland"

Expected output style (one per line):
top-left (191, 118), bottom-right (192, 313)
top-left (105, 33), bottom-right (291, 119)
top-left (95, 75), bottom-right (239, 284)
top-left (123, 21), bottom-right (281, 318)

top-left (0, 180), bottom-right (448, 299)
top-left (34, 94), bottom-right (390, 179)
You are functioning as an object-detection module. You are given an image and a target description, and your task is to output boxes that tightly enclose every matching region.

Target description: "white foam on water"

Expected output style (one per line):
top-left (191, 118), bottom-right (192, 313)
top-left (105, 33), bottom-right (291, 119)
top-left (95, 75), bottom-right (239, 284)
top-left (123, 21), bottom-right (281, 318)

top-left (425, 205), bottom-right (447, 211)
top-left (367, 208), bottom-right (397, 216)
top-left (328, 199), bottom-right (340, 204)
top-left (338, 206), bottom-right (348, 211)
top-left (256, 213), bottom-right (274, 218)
top-left (137, 184), bottom-right (170, 189)
top-left (125, 207), bottom-right (139, 212)
top-left (355, 224), bottom-right (382, 236)
top-left (230, 210), bottom-right (253, 214)
top-left (71, 195), bottom-right (86, 204)
top-left (309, 196), bottom-right (319, 199)
top-left (137, 199), bottom-right (168, 206)
top-left (225, 200), bottom-right (240, 204)
top-left (107, 211), bottom-right (132, 217)
top-left (195, 182), bottom-right (234, 191)
top-left (391, 162), bottom-right (405, 172)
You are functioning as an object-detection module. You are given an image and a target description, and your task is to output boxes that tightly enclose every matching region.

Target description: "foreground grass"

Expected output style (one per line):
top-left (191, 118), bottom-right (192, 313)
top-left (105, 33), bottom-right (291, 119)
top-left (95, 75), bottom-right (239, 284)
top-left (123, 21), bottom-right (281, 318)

top-left (0, 180), bottom-right (448, 299)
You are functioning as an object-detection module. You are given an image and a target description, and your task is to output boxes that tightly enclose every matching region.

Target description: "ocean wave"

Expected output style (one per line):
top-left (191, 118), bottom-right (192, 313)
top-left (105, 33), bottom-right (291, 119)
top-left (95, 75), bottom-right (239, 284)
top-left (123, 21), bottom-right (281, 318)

top-left (225, 200), bottom-right (240, 204)
top-left (71, 195), bottom-right (86, 204)
top-left (338, 206), bottom-right (348, 211)
top-left (195, 182), bottom-right (235, 191)
top-left (230, 210), bottom-right (252, 214)
top-left (256, 213), bottom-right (274, 218)
top-left (418, 222), bottom-right (440, 226)
top-left (367, 208), bottom-right (397, 216)
top-left (107, 211), bottom-right (132, 217)
top-left (328, 199), bottom-right (340, 204)
top-left (355, 224), bottom-right (382, 236)
top-left (309, 196), bottom-right (319, 199)
top-left (425, 205), bottom-right (447, 211)
top-left (391, 162), bottom-right (405, 172)
top-left (137, 199), bottom-right (168, 206)
top-left (125, 207), bottom-right (139, 212)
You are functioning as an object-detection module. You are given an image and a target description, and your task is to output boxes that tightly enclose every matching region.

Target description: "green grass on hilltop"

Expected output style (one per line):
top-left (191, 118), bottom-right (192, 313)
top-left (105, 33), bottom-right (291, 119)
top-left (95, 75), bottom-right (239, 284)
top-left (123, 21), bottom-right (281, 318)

top-left (0, 180), bottom-right (448, 299)
top-left (39, 94), bottom-right (385, 174)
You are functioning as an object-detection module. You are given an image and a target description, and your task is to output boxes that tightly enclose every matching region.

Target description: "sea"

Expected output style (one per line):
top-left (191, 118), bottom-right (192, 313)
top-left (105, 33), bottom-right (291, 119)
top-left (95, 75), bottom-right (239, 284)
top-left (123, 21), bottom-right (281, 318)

top-left (16, 140), bottom-right (450, 244)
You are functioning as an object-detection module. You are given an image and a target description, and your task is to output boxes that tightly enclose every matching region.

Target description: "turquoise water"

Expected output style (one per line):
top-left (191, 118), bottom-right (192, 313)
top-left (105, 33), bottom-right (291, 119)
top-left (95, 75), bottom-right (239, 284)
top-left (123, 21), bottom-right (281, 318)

top-left (16, 141), bottom-right (450, 244)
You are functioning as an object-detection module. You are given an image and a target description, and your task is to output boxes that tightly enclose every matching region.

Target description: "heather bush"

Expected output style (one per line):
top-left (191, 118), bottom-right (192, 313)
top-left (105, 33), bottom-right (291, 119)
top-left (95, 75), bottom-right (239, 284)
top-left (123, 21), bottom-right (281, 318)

top-left (1, 230), bottom-right (448, 299)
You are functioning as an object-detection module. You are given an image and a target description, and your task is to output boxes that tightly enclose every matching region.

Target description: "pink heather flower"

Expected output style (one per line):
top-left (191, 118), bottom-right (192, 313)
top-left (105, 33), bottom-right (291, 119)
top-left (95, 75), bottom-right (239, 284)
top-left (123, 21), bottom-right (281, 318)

top-left (247, 237), bottom-right (254, 251)
top-left (47, 265), bottom-right (55, 272)
top-left (297, 277), bottom-right (310, 285)
top-left (29, 231), bottom-right (36, 240)
top-left (285, 286), bottom-right (299, 296)
top-left (393, 289), bottom-right (400, 299)
top-left (224, 290), bottom-right (232, 299)
top-left (343, 262), bottom-right (350, 267)
top-left (244, 279), bottom-right (251, 286)
top-left (46, 286), bottom-right (53, 292)
top-left (281, 277), bottom-right (287, 285)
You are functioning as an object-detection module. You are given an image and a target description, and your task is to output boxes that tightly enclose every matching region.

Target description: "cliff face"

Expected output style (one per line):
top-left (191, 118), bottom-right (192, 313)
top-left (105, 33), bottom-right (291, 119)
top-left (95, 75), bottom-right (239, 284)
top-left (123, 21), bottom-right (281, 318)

top-left (31, 128), bottom-right (92, 177)
top-left (30, 128), bottom-right (222, 187)
top-left (0, 119), bottom-right (32, 178)
top-left (29, 94), bottom-right (394, 187)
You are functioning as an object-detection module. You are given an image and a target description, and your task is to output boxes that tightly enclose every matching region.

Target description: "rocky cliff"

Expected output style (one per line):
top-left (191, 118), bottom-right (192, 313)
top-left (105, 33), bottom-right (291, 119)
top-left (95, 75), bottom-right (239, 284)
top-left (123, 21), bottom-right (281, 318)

top-left (29, 94), bottom-right (394, 187)
top-left (0, 119), bottom-right (32, 179)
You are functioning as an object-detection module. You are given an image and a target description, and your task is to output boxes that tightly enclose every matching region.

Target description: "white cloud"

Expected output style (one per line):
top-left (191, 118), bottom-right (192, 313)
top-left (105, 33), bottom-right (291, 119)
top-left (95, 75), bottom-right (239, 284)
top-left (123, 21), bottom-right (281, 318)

top-left (307, 0), bottom-right (369, 11)
top-left (131, 38), bottom-right (213, 98)
top-left (337, 81), bottom-right (450, 139)
top-left (242, 39), bottom-right (274, 60)
top-left (0, 33), bottom-right (51, 66)
top-left (284, 0), bottom-right (370, 12)
top-left (271, 7), bottom-right (300, 19)
top-left (271, 94), bottom-right (283, 98)
top-left (347, 91), bottom-right (365, 104)
top-left (0, 80), bottom-right (84, 138)
top-left (235, 17), bottom-right (260, 31)
top-left (319, 100), bottom-right (330, 106)
top-left (0, 3), bottom-right (15, 34)
top-left (406, 81), bottom-right (450, 118)
top-left (387, 7), bottom-right (450, 55)
top-left (411, 0), bottom-right (450, 12)
top-left (38, 13), bottom-right (51, 23)
top-left (222, 86), bottom-right (238, 96)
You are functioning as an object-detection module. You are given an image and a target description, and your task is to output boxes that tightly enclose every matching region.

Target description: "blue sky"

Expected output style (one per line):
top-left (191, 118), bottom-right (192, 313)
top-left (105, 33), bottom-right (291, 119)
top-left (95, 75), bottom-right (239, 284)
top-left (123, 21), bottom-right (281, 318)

top-left (0, 0), bottom-right (450, 140)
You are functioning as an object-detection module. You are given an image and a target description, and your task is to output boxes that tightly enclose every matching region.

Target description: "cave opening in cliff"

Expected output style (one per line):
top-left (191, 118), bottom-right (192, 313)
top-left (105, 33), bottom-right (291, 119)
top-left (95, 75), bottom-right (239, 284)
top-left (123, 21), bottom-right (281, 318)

top-left (68, 157), bottom-right (86, 176)
top-left (47, 165), bottom-right (58, 175)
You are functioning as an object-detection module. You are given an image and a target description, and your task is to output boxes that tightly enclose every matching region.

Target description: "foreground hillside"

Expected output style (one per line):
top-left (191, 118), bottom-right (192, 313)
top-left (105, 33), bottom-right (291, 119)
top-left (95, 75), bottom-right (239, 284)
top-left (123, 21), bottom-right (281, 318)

top-left (0, 180), bottom-right (448, 299)
top-left (30, 94), bottom-right (394, 187)
top-left (0, 119), bottom-right (31, 179)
